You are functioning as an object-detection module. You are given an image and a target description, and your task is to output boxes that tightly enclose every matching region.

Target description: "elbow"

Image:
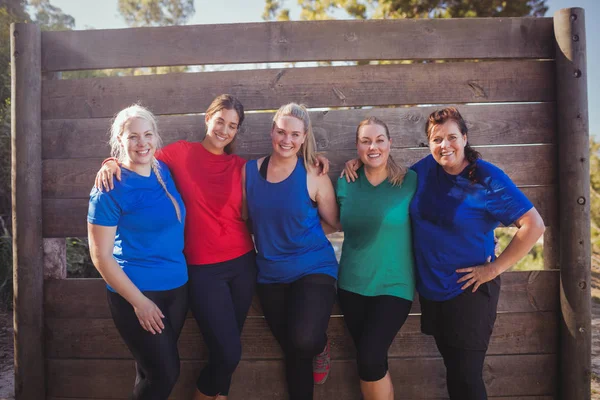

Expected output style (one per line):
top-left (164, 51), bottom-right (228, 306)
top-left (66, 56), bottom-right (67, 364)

top-left (533, 213), bottom-right (546, 238)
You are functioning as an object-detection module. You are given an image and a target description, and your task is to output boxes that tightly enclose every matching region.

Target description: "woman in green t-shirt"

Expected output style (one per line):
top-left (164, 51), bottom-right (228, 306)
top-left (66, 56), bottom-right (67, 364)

top-left (336, 117), bottom-right (416, 400)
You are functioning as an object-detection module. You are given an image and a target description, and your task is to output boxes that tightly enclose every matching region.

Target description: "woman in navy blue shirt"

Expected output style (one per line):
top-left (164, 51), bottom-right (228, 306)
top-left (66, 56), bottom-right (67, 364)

top-left (343, 107), bottom-right (545, 400)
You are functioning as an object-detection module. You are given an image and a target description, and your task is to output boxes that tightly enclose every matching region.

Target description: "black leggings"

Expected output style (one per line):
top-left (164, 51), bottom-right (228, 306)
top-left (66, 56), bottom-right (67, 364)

top-left (257, 274), bottom-right (337, 400)
top-left (107, 283), bottom-right (188, 400)
top-left (337, 288), bottom-right (412, 382)
top-left (420, 277), bottom-right (501, 400)
top-left (188, 251), bottom-right (257, 396)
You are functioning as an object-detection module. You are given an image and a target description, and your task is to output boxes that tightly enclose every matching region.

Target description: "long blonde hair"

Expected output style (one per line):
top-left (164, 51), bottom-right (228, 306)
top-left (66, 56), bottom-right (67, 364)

top-left (356, 117), bottom-right (407, 187)
top-left (109, 104), bottom-right (182, 222)
top-left (272, 103), bottom-right (317, 170)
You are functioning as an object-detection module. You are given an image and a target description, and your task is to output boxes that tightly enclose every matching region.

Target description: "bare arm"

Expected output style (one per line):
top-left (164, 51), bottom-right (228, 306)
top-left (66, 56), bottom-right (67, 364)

top-left (308, 169), bottom-right (341, 231)
top-left (321, 220), bottom-right (341, 235)
top-left (87, 223), bottom-right (165, 334)
top-left (94, 160), bottom-right (122, 192)
top-left (457, 208), bottom-right (545, 292)
top-left (340, 158), bottom-right (362, 182)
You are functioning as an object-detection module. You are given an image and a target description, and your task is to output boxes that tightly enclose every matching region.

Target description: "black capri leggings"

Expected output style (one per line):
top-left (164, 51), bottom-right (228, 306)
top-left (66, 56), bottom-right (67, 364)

top-left (107, 283), bottom-right (188, 400)
top-left (187, 251), bottom-right (257, 396)
top-left (257, 273), bottom-right (337, 400)
top-left (338, 288), bottom-right (412, 382)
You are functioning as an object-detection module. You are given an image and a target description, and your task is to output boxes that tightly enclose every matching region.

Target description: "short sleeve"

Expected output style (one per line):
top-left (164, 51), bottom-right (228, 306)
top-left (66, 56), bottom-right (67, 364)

top-left (156, 140), bottom-right (188, 168)
top-left (336, 177), bottom-right (347, 208)
top-left (485, 170), bottom-right (533, 226)
top-left (88, 187), bottom-right (121, 226)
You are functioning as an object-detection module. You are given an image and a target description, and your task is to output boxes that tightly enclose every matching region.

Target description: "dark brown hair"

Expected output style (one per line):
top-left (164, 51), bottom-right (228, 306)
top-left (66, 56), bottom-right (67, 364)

top-left (205, 94), bottom-right (245, 155)
top-left (356, 116), bottom-right (406, 186)
top-left (425, 107), bottom-right (481, 182)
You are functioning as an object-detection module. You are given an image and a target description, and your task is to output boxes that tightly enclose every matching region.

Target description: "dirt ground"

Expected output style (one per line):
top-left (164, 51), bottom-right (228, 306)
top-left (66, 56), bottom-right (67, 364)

top-left (0, 280), bottom-right (598, 399)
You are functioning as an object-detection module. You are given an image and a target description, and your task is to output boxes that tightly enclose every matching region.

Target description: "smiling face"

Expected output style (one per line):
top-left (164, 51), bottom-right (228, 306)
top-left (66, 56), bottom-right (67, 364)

top-left (120, 117), bottom-right (157, 173)
top-left (428, 120), bottom-right (469, 175)
top-left (270, 115), bottom-right (306, 159)
top-left (203, 108), bottom-right (240, 154)
top-left (357, 123), bottom-right (391, 170)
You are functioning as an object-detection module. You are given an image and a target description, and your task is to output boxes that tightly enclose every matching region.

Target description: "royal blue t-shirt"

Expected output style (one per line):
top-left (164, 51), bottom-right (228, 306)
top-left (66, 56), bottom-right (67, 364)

top-left (87, 161), bottom-right (188, 292)
top-left (409, 155), bottom-right (533, 301)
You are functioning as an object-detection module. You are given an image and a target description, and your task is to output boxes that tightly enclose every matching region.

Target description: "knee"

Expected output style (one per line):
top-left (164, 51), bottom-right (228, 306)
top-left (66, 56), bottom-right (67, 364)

top-left (289, 332), bottom-right (323, 357)
top-left (356, 350), bottom-right (387, 382)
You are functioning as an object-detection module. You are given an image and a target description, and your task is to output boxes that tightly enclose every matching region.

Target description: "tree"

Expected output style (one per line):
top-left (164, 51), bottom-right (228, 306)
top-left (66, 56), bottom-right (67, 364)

top-left (29, 0), bottom-right (74, 31)
top-left (263, 0), bottom-right (548, 21)
top-left (117, 0), bottom-right (196, 74)
top-left (118, 0), bottom-right (195, 27)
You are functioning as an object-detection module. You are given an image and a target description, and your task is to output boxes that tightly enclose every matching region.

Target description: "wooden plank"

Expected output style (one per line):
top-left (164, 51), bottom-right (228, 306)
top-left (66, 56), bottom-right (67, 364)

top-left (41, 146), bottom-right (556, 201)
top-left (42, 103), bottom-right (557, 160)
top-left (46, 355), bottom-right (556, 399)
top-left (44, 271), bottom-right (558, 319)
top-left (45, 311), bottom-right (557, 360)
top-left (48, 397), bottom-right (554, 400)
top-left (10, 22), bottom-right (45, 400)
top-left (41, 60), bottom-right (555, 119)
top-left (42, 183), bottom-right (556, 238)
top-left (41, 18), bottom-right (554, 72)
top-left (554, 8), bottom-right (592, 400)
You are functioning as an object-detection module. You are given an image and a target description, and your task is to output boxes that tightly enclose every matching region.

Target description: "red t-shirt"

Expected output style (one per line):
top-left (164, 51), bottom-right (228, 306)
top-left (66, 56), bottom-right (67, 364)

top-left (157, 141), bottom-right (254, 265)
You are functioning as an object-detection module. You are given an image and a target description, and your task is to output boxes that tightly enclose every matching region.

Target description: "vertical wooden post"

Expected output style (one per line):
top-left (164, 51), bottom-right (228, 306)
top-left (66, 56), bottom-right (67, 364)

top-left (554, 8), bottom-right (591, 400)
top-left (11, 23), bottom-right (44, 399)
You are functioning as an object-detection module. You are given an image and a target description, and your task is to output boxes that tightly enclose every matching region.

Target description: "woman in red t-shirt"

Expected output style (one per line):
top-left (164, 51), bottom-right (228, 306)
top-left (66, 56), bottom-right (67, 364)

top-left (96, 95), bottom-right (257, 400)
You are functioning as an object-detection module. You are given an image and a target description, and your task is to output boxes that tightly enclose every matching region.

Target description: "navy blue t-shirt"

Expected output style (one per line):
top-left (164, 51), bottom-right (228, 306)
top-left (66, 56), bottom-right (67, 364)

top-left (409, 155), bottom-right (533, 301)
top-left (87, 161), bottom-right (187, 292)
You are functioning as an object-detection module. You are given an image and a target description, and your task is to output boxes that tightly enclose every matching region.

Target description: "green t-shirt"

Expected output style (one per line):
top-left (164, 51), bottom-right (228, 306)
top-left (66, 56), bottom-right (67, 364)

top-left (336, 168), bottom-right (417, 301)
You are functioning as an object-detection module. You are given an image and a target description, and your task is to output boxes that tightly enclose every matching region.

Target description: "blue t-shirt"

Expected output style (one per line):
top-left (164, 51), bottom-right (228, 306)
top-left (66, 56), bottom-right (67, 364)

top-left (409, 155), bottom-right (533, 301)
top-left (87, 161), bottom-right (188, 292)
top-left (245, 158), bottom-right (338, 284)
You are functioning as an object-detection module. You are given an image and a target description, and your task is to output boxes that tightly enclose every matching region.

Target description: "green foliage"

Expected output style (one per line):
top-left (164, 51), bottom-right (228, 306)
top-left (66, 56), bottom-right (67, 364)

top-left (29, 0), bottom-right (74, 31)
top-left (590, 139), bottom-right (600, 254)
top-left (0, 237), bottom-right (12, 309)
top-left (263, 0), bottom-right (548, 20)
top-left (118, 0), bottom-right (195, 27)
top-left (495, 227), bottom-right (544, 271)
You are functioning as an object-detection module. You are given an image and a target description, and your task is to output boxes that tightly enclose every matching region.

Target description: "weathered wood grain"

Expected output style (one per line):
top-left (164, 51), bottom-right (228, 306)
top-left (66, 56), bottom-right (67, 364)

top-left (47, 397), bottom-right (555, 400)
top-left (45, 311), bottom-right (557, 360)
top-left (44, 271), bottom-right (558, 319)
top-left (42, 18), bottom-right (554, 71)
top-left (42, 184), bottom-right (556, 238)
top-left (48, 397), bottom-right (554, 400)
top-left (46, 355), bottom-right (556, 399)
top-left (41, 146), bottom-right (556, 202)
top-left (41, 103), bottom-right (557, 160)
top-left (11, 22), bottom-right (45, 400)
top-left (554, 8), bottom-right (592, 400)
top-left (41, 60), bottom-right (555, 119)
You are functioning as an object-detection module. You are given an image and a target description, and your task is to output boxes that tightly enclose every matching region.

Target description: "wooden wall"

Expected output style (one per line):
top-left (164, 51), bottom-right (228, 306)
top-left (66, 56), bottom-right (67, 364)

top-left (40, 17), bottom-right (559, 399)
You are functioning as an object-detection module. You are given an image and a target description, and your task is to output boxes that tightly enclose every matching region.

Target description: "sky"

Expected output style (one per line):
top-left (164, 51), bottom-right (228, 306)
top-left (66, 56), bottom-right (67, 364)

top-left (47, 0), bottom-right (599, 136)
